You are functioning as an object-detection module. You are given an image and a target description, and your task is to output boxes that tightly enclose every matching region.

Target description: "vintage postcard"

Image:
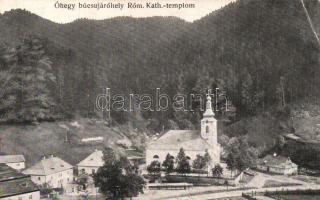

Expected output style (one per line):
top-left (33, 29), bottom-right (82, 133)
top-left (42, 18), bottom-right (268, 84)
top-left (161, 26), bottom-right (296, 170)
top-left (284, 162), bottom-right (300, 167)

top-left (0, 0), bottom-right (319, 199)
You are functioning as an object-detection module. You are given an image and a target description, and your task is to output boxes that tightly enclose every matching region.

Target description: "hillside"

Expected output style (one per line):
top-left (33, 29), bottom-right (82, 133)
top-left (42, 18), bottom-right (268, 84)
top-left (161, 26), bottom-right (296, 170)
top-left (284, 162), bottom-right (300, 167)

top-left (0, 0), bottom-right (320, 166)
top-left (0, 118), bottom-right (146, 166)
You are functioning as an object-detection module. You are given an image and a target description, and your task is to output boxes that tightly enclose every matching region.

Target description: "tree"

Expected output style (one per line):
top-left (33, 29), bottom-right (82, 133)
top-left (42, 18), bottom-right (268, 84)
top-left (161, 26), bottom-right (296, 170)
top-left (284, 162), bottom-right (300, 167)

top-left (192, 150), bottom-right (211, 170)
top-left (176, 148), bottom-right (191, 175)
top-left (192, 155), bottom-right (206, 170)
top-left (147, 160), bottom-right (161, 179)
top-left (0, 35), bottom-right (58, 122)
top-left (93, 148), bottom-right (145, 199)
top-left (225, 136), bottom-right (258, 175)
top-left (275, 135), bottom-right (286, 153)
top-left (162, 153), bottom-right (174, 174)
top-left (0, 45), bottom-right (18, 120)
top-left (212, 164), bottom-right (223, 177)
top-left (203, 150), bottom-right (212, 167)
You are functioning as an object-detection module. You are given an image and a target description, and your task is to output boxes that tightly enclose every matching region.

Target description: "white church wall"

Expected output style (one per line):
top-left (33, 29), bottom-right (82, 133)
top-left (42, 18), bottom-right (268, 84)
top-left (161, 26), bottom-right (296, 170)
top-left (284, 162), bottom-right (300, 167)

top-left (146, 149), bottom-right (211, 166)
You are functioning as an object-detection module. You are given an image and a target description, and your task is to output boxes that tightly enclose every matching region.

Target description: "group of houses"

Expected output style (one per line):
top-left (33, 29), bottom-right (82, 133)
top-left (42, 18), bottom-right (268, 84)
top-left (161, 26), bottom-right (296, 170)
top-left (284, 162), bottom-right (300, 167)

top-left (0, 149), bottom-right (120, 200)
top-left (0, 94), bottom-right (300, 199)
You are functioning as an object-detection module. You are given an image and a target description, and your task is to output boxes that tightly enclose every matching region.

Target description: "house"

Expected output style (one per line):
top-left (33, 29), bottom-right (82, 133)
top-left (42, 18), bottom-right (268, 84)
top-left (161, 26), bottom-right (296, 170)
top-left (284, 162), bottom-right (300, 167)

top-left (0, 155), bottom-right (25, 170)
top-left (0, 164), bottom-right (40, 200)
top-left (22, 156), bottom-right (73, 189)
top-left (77, 149), bottom-right (104, 175)
top-left (257, 154), bottom-right (298, 175)
top-left (146, 95), bottom-right (221, 171)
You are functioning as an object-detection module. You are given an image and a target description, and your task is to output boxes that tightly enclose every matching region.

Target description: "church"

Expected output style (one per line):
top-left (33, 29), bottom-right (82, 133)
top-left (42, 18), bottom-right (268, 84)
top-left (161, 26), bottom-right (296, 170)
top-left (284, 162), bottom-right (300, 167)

top-left (146, 94), bottom-right (221, 170)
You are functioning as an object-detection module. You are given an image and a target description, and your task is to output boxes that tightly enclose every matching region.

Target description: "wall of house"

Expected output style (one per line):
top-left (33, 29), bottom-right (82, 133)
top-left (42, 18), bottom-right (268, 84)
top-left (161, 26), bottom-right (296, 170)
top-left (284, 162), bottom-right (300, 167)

top-left (6, 162), bottom-right (25, 170)
top-left (256, 164), bottom-right (298, 175)
top-left (146, 149), bottom-right (217, 168)
top-left (1, 191), bottom-right (40, 200)
top-left (30, 168), bottom-right (73, 188)
top-left (78, 166), bottom-right (100, 175)
top-left (283, 166), bottom-right (298, 175)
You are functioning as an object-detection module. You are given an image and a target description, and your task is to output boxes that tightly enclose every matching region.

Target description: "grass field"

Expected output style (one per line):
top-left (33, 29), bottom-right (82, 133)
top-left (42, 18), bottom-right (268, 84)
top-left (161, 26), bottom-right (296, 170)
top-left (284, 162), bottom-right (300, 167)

top-left (0, 118), bottom-right (144, 167)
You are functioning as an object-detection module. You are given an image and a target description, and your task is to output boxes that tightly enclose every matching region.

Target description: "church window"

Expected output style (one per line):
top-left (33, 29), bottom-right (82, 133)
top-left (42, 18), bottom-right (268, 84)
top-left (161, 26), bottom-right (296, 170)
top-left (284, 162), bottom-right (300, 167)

top-left (186, 156), bottom-right (191, 160)
top-left (153, 155), bottom-right (159, 159)
top-left (206, 126), bottom-right (209, 133)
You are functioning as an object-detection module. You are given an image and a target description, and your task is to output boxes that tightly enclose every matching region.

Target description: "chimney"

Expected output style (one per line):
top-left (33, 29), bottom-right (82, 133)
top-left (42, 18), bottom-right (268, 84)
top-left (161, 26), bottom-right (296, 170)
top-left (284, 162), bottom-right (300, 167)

top-left (42, 156), bottom-right (46, 160)
top-left (51, 155), bottom-right (54, 158)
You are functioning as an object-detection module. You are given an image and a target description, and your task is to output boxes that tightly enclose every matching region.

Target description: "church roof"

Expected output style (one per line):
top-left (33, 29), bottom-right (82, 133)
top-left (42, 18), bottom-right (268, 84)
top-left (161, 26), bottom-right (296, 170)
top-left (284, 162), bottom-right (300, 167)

top-left (147, 130), bottom-right (213, 151)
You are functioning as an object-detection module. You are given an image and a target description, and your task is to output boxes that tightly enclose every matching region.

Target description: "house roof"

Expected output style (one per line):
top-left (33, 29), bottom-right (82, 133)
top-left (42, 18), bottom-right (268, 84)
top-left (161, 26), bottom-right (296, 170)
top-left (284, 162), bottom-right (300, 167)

top-left (0, 155), bottom-right (25, 164)
top-left (77, 150), bottom-right (104, 167)
top-left (0, 164), bottom-right (26, 182)
top-left (258, 155), bottom-right (297, 168)
top-left (147, 130), bottom-right (214, 151)
top-left (0, 164), bottom-right (39, 198)
top-left (0, 177), bottom-right (39, 198)
top-left (22, 156), bottom-right (73, 176)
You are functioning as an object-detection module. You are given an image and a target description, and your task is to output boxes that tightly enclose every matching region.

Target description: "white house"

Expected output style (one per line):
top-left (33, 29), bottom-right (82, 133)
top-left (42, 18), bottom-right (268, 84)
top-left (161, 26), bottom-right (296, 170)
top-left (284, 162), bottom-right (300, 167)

top-left (257, 154), bottom-right (298, 175)
top-left (0, 155), bottom-right (25, 170)
top-left (77, 150), bottom-right (104, 175)
top-left (22, 156), bottom-right (73, 189)
top-left (146, 95), bottom-right (221, 170)
top-left (0, 164), bottom-right (40, 200)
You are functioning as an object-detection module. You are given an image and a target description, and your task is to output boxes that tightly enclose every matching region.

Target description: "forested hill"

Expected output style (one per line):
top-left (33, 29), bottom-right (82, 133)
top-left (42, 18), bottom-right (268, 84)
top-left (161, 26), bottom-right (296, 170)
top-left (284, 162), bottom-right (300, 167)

top-left (0, 0), bottom-right (319, 137)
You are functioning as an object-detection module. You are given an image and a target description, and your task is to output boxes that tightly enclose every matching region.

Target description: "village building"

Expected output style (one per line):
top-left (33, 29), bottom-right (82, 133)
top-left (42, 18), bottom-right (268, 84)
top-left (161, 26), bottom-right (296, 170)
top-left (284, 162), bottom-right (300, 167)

top-left (146, 95), bottom-right (221, 170)
top-left (0, 155), bottom-right (25, 170)
top-left (78, 148), bottom-right (145, 176)
top-left (256, 154), bottom-right (298, 175)
top-left (0, 164), bottom-right (40, 200)
top-left (22, 156), bottom-right (73, 189)
top-left (77, 149), bottom-right (104, 175)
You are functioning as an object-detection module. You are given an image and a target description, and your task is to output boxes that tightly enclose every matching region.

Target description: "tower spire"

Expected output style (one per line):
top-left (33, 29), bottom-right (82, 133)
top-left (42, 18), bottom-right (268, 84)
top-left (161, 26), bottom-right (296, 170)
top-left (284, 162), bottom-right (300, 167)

top-left (203, 89), bottom-right (214, 117)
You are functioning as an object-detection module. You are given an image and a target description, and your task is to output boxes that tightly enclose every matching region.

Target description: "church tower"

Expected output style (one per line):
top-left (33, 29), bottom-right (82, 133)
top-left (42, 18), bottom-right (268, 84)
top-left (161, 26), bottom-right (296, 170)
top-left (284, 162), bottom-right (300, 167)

top-left (201, 92), bottom-right (220, 165)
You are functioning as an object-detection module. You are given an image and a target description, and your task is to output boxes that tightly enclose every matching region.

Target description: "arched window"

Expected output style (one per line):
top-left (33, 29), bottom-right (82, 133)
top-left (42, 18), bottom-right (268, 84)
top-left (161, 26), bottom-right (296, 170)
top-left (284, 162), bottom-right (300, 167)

top-left (186, 156), bottom-right (191, 160)
top-left (206, 126), bottom-right (209, 133)
top-left (153, 155), bottom-right (159, 159)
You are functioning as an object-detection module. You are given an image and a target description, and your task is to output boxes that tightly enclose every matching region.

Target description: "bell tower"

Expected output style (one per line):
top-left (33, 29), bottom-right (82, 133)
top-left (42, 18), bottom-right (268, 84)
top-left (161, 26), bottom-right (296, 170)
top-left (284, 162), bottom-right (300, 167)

top-left (201, 90), bottom-right (220, 165)
top-left (201, 91), bottom-right (217, 145)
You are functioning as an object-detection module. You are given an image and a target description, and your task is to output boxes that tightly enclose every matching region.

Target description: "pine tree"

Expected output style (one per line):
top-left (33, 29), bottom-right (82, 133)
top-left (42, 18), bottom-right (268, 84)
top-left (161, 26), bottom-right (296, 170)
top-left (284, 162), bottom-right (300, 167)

top-left (176, 148), bottom-right (191, 175)
top-left (15, 35), bottom-right (57, 122)
top-left (162, 153), bottom-right (174, 174)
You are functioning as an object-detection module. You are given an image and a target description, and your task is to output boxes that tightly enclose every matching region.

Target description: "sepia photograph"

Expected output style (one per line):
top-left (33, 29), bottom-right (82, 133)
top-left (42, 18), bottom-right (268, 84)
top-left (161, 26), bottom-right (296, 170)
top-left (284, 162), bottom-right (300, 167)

top-left (0, 0), bottom-right (319, 199)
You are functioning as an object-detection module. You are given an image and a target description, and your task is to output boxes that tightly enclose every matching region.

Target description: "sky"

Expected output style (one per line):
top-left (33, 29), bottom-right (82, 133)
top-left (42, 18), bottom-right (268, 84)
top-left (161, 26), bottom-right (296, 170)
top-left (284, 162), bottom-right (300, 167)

top-left (0, 0), bottom-right (234, 23)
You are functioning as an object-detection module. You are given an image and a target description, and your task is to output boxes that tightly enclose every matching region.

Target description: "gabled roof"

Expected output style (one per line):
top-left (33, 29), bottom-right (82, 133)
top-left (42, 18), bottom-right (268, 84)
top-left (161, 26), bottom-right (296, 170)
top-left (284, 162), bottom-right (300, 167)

top-left (0, 177), bottom-right (39, 198)
top-left (0, 164), bottom-right (39, 198)
top-left (22, 156), bottom-right (73, 176)
top-left (0, 155), bottom-right (25, 164)
top-left (77, 150), bottom-right (104, 167)
top-left (0, 164), bottom-right (26, 182)
top-left (258, 155), bottom-right (298, 168)
top-left (147, 130), bottom-right (213, 151)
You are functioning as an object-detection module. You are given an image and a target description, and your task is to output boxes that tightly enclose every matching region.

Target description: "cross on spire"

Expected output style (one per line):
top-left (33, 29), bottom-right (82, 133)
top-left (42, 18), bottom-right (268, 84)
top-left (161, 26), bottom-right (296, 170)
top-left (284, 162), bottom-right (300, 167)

top-left (207, 89), bottom-right (212, 98)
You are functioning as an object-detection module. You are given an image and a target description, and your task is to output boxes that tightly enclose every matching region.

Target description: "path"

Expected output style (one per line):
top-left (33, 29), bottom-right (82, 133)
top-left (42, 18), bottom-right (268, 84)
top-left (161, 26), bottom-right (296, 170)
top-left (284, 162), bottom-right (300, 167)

top-left (138, 171), bottom-right (320, 200)
top-left (164, 184), bottom-right (320, 200)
